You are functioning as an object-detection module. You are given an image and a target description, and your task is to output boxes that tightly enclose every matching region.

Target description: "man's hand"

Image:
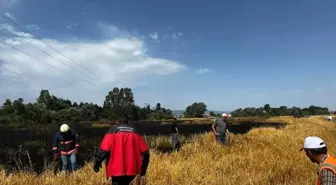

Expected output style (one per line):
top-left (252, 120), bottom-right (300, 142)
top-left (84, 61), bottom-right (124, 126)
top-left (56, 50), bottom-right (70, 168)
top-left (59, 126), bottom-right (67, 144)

top-left (74, 148), bottom-right (79, 154)
top-left (53, 153), bottom-right (59, 160)
top-left (140, 171), bottom-right (146, 176)
top-left (93, 163), bottom-right (101, 173)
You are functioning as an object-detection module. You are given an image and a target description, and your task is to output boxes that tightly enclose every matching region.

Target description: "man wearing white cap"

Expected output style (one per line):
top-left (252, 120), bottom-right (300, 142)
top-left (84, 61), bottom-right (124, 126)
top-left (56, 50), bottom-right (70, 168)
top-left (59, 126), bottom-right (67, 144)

top-left (300, 136), bottom-right (336, 185)
top-left (211, 113), bottom-right (230, 145)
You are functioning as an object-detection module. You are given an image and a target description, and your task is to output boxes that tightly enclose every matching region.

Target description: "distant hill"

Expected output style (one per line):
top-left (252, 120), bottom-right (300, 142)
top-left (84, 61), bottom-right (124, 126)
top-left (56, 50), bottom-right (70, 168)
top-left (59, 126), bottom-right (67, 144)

top-left (172, 110), bottom-right (231, 117)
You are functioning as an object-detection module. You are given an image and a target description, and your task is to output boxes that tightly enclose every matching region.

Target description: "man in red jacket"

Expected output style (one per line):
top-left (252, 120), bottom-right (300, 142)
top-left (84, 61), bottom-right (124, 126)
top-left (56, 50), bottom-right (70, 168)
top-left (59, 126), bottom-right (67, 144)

top-left (93, 116), bottom-right (150, 185)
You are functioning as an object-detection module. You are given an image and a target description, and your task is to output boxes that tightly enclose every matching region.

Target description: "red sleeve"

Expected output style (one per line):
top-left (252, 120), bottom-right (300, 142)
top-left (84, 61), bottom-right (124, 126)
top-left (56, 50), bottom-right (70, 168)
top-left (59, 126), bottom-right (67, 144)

top-left (139, 136), bottom-right (149, 153)
top-left (100, 133), bottom-right (114, 152)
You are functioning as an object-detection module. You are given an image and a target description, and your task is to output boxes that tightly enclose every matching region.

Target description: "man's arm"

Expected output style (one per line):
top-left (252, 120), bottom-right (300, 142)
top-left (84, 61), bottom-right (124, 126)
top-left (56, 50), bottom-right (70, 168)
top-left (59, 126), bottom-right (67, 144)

top-left (93, 127), bottom-right (115, 171)
top-left (139, 136), bottom-right (150, 176)
top-left (74, 131), bottom-right (80, 148)
top-left (52, 133), bottom-right (59, 152)
top-left (211, 121), bottom-right (217, 133)
top-left (321, 168), bottom-right (336, 185)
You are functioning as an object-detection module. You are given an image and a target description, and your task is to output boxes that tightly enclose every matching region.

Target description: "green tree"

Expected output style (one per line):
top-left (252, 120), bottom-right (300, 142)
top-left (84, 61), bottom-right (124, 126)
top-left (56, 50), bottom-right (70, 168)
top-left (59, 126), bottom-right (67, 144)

top-left (102, 87), bottom-right (135, 119)
top-left (264, 104), bottom-right (271, 113)
top-left (155, 103), bottom-right (161, 112)
top-left (73, 102), bottom-right (78, 107)
top-left (138, 104), bottom-right (152, 120)
top-left (183, 102), bottom-right (207, 118)
top-left (2, 99), bottom-right (14, 115)
top-left (37, 90), bottom-right (52, 109)
top-left (13, 98), bottom-right (25, 115)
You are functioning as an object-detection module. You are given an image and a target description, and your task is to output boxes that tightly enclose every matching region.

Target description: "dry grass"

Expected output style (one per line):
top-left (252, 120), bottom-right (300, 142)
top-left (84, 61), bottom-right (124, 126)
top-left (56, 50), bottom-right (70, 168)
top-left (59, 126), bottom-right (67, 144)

top-left (2, 116), bottom-right (336, 185)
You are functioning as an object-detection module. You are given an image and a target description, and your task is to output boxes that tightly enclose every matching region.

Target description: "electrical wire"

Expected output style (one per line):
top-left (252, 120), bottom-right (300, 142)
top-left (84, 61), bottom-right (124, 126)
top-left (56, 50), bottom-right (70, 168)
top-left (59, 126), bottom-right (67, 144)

top-left (0, 24), bottom-right (98, 81)
top-left (0, 12), bottom-right (98, 78)
top-left (0, 39), bottom-right (97, 86)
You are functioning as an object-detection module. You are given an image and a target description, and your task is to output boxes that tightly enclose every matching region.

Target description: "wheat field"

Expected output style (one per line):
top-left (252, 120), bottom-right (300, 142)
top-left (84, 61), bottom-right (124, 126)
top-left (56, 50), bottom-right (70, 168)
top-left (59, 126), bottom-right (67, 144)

top-left (1, 116), bottom-right (335, 185)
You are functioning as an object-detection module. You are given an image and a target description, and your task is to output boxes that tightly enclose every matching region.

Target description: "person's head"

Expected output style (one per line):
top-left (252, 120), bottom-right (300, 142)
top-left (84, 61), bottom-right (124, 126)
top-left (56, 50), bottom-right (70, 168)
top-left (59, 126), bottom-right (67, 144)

top-left (300, 136), bottom-right (328, 164)
top-left (116, 115), bottom-right (129, 125)
top-left (221, 113), bottom-right (228, 120)
top-left (60, 124), bottom-right (71, 134)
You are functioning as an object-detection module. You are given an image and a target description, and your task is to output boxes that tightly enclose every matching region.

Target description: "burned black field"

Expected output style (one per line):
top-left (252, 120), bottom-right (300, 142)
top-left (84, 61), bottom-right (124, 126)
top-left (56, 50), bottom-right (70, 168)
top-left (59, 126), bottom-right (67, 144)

top-left (0, 119), bottom-right (285, 175)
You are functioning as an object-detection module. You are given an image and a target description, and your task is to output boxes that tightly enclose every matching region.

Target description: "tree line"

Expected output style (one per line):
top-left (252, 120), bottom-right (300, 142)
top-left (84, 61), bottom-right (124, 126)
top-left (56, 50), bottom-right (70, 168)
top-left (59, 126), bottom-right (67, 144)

top-left (0, 87), bottom-right (332, 125)
top-left (0, 87), bottom-right (177, 125)
top-left (230, 104), bottom-right (331, 118)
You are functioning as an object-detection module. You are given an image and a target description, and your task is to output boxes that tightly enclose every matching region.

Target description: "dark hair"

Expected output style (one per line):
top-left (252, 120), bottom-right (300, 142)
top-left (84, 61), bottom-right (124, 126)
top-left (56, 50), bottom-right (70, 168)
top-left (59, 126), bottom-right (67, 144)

top-left (118, 114), bottom-right (129, 124)
top-left (307, 147), bottom-right (328, 155)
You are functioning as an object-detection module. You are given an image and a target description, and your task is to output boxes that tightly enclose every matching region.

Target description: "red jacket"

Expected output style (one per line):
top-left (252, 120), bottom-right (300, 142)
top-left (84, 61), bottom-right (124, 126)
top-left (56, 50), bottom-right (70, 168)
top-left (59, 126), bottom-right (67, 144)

top-left (94, 123), bottom-right (150, 177)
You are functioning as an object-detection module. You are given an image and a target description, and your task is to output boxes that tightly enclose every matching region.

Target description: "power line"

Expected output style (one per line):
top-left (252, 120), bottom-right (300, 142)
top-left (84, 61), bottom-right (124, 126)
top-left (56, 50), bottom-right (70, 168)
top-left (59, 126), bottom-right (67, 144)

top-left (0, 24), bottom-right (98, 81)
top-left (0, 39), bottom-right (97, 86)
top-left (0, 12), bottom-right (99, 78)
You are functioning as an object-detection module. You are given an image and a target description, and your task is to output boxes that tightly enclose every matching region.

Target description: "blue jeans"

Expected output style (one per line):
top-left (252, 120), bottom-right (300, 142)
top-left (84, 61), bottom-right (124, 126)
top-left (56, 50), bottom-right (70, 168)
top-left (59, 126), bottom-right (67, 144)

top-left (171, 133), bottom-right (178, 149)
top-left (60, 152), bottom-right (77, 172)
top-left (216, 133), bottom-right (227, 145)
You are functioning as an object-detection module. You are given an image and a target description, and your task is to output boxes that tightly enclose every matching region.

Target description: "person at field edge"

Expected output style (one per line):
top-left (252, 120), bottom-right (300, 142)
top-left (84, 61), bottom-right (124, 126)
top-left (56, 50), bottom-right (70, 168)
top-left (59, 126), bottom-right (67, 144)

top-left (93, 116), bottom-right (150, 185)
top-left (171, 122), bottom-right (179, 150)
top-left (211, 113), bottom-right (230, 145)
top-left (327, 115), bottom-right (332, 122)
top-left (52, 123), bottom-right (80, 173)
top-left (300, 136), bottom-right (336, 185)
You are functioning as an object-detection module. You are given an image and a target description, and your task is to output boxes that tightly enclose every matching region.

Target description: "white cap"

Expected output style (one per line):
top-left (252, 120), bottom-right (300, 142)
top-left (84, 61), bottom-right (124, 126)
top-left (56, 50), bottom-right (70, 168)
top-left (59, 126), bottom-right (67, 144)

top-left (60, 124), bottom-right (70, 133)
top-left (221, 113), bottom-right (228, 117)
top-left (300, 136), bottom-right (326, 151)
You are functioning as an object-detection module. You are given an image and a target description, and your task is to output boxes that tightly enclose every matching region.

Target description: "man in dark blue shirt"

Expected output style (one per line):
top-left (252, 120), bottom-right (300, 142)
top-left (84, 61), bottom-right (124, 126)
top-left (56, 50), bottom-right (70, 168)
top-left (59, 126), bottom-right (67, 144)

top-left (52, 124), bottom-right (80, 173)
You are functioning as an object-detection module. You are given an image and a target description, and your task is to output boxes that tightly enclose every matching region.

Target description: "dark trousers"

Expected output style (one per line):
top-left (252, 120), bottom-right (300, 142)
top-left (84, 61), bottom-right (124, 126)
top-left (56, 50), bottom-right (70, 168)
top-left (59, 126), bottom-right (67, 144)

top-left (112, 176), bottom-right (136, 185)
top-left (216, 133), bottom-right (227, 145)
top-left (171, 133), bottom-right (178, 149)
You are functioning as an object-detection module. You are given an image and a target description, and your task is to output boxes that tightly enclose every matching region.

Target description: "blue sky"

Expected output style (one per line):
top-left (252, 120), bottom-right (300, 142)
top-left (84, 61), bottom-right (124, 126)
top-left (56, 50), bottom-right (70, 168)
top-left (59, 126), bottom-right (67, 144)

top-left (0, 0), bottom-right (335, 111)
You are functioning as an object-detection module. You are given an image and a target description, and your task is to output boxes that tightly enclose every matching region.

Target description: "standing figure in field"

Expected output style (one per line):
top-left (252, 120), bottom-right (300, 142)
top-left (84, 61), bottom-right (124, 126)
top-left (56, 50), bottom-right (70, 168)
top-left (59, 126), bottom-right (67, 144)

top-left (93, 116), bottom-right (150, 185)
top-left (300, 136), bottom-right (336, 185)
top-left (52, 124), bottom-right (80, 173)
top-left (171, 122), bottom-right (179, 150)
top-left (211, 113), bottom-right (230, 145)
top-left (327, 115), bottom-right (332, 122)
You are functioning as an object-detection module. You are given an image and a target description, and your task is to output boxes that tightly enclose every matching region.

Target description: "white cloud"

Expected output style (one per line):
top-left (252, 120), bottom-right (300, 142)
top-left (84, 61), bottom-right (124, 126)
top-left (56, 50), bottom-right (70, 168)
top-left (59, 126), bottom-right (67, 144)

top-left (0, 23), bottom-right (186, 104)
top-left (149, 32), bottom-right (159, 43)
top-left (4, 12), bottom-right (16, 20)
top-left (26, 24), bottom-right (40, 30)
top-left (0, 23), bottom-right (32, 37)
top-left (196, 68), bottom-right (212, 74)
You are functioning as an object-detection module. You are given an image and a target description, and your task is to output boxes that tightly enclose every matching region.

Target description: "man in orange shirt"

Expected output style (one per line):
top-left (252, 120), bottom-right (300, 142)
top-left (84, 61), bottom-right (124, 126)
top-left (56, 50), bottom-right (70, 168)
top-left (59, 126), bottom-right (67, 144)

top-left (300, 136), bottom-right (336, 185)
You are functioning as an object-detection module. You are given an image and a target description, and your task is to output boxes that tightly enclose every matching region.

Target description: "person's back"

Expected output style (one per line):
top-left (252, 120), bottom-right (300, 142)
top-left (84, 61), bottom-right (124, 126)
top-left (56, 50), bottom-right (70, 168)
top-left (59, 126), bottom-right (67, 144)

top-left (93, 118), bottom-right (150, 185)
top-left (105, 124), bottom-right (148, 176)
top-left (214, 117), bottom-right (228, 135)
